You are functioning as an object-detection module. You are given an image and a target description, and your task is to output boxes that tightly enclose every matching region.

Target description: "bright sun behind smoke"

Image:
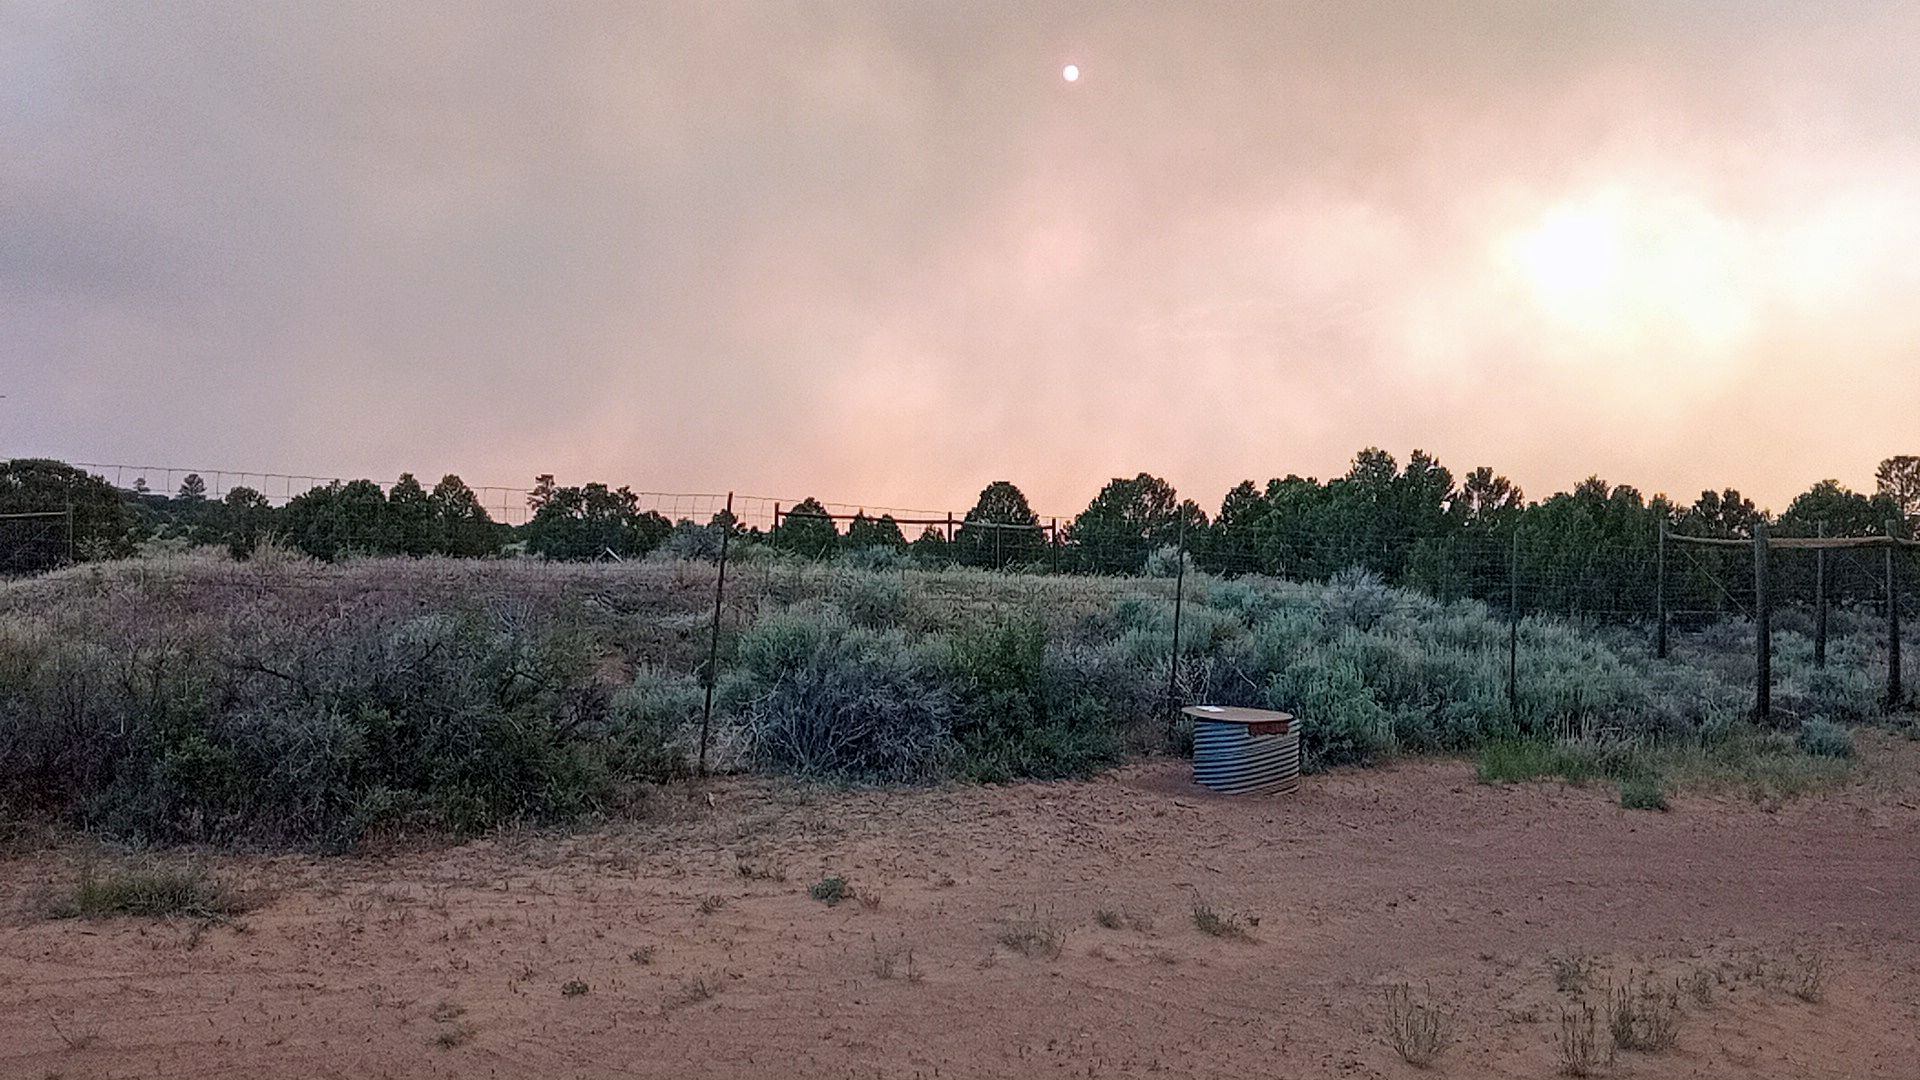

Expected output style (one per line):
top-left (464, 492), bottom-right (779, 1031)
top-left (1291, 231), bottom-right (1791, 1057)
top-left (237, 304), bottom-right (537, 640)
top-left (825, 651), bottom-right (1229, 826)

top-left (1514, 205), bottom-right (1622, 302)
top-left (1062, 64), bottom-right (1079, 82)
top-left (1502, 188), bottom-right (1757, 363)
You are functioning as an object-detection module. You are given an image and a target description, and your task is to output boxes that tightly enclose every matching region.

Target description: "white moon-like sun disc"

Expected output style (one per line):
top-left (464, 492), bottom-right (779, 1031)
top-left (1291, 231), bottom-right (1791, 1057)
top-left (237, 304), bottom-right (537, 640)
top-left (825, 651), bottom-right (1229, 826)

top-left (1062, 64), bottom-right (1079, 82)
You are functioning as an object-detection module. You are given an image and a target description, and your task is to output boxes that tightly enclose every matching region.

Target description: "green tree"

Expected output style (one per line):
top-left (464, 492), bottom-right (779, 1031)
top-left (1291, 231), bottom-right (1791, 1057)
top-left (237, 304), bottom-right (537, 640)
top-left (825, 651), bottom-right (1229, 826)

top-left (908, 525), bottom-right (951, 564)
top-left (1068, 473), bottom-right (1205, 574)
top-left (1206, 480), bottom-right (1268, 574)
top-left (429, 474), bottom-right (502, 557)
top-left (523, 482), bottom-right (671, 560)
top-left (1681, 488), bottom-right (1764, 539)
top-left (282, 479), bottom-right (390, 560)
top-left (1875, 455), bottom-right (1920, 527)
top-left (844, 512), bottom-right (907, 550)
top-left (218, 486), bottom-right (276, 559)
top-left (0, 458), bottom-right (137, 568)
top-left (1457, 467), bottom-right (1525, 533)
top-left (1777, 479), bottom-right (1896, 538)
top-left (176, 473), bottom-right (208, 502)
top-left (385, 473), bottom-right (435, 556)
top-left (774, 497), bottom-right (839, 558)
top-left (957, 481), bottom-right (1042, 568)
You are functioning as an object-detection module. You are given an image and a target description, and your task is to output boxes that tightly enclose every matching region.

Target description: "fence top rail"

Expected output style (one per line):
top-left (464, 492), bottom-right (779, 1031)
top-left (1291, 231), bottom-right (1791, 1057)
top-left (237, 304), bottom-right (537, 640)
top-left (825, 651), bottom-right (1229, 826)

top-left (0, 510), bottom-right (70, 520)
top-left (1666, 532), bottom-right (1919, 550)
top-left (774, 510), bottom-right (1049, 530)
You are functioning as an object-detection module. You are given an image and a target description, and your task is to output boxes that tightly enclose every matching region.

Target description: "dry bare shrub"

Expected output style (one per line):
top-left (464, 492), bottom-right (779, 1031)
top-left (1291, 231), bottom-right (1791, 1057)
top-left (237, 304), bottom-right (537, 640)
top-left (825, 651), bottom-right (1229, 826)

top-left (1557, 1003), bottom-right (1610, 1077)
top-left (1380, 982), bottom-right (1452, 1068)
top-left (1787, 952), bottom-right (1829, 1003)
top-left (999, 907), bottom-right (1067, 960)
top-left (1607, 973), bottom-right (1680, 1052)
top-left (871, 940), bottom-right (923, 982)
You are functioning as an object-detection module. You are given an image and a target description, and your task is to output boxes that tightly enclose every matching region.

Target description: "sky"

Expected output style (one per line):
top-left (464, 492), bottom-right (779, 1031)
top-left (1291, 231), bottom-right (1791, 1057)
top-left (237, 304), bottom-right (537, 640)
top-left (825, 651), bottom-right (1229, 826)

top-left (4, 1), bottom-right (1918, 518)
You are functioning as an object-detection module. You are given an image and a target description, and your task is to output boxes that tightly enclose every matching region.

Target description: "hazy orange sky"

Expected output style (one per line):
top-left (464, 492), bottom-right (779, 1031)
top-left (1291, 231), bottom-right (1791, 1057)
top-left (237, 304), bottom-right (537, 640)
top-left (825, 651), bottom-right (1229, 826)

top-left (4, 2), bottom-right (1917, 517)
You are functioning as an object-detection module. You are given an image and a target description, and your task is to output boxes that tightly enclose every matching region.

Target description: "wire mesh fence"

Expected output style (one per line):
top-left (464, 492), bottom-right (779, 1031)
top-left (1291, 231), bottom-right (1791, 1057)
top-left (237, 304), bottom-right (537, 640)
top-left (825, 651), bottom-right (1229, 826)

top-left (3, 458), bottom-right (1916, 742)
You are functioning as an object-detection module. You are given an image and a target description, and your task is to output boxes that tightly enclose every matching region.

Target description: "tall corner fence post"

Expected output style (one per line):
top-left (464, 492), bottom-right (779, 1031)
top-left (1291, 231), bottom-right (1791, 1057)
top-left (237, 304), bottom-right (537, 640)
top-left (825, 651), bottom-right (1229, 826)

top-left (698, 491), bottom-right (734, 779)
top-left (1889, 518), bottom-right (1903, 709)
top-left (1506, 529), bottom-right (1520, 720)
top-left (1814, 521), bottom-right (1828, 669)
top-left (1165, 513), bottom-right (1188, 739)
top-left (1753, 520), bottom-right (1771, 725)
top-left (1655, 522), bottom-right (1668, 659)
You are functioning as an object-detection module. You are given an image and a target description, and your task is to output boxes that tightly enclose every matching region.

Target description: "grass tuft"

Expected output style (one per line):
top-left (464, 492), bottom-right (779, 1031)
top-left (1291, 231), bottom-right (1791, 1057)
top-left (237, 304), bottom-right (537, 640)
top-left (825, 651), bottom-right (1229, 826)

top-left (1557, 1003), bottom-right (1609, 1076)
top-left (45, 862), bottom-right (246, 920)
top-left (1618, 774), bottom-right (1669, 811)
top-left (1606, 973), bottom-right (1680, 1052)
top-left (1380, 982), bottom-right (1451, 1068)
top-left (1191, 897), bottom-right (1254, 942)
top-left (999, 907), bottom-right (1068, 960)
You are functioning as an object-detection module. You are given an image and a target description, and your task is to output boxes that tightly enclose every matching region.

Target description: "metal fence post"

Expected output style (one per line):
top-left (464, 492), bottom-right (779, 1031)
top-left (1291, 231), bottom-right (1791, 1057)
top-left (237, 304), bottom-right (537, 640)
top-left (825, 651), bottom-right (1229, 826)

top-left (1507, 530), bottom-right (1520, 720)
top-left (1890, 519), bottom-right (1904, 709)
top-left (1165, 514), bottom-right (1188, 736)
top-left (1655, 523), bottom-right (1668, 659)
top-left (1814, 521), bottom-right (1828, 669)
top-left (698, 492), bottom-right (734, 778)
top-left (1753, 521), bottom-right (1771, 724)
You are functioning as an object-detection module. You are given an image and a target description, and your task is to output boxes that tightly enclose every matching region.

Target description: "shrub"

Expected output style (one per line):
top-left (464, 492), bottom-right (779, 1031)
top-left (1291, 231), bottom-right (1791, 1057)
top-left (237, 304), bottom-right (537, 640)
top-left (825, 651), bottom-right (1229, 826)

top-left (726, 610), bottom-right (955, 782)
top-left (809, 876), bottom-right (852, 905)
top-left (1795, 719), bottom-right (1853, 759)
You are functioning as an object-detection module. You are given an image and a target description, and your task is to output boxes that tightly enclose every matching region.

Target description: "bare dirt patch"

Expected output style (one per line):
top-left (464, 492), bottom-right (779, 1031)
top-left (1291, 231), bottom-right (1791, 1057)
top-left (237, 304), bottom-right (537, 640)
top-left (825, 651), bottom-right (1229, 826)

top-left (4, 735), bottom-right (1919, 1078)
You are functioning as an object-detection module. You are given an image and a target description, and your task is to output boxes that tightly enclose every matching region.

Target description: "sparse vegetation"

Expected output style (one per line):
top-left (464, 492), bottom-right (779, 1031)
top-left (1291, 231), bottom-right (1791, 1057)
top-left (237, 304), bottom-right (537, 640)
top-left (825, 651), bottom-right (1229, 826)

top-left (1606, 974), bottom-right (1680, 1052)
top-left (666, 973), bottom-right (723, 1009)
top-left (872, 941), bottom-right (923, 982)
top-left (999, 907), bottom-right (1068, 959)
top-left (45, 862), bottom-right (245, 920)
top-left (809, 876), bottom-right (852, 906)
top-left (1094, 907), bottom-right (1153, 932)
top-left (560, 980), bottom-right (589, 997)
top-left (1787, 951), bottom-right (1830, 1002)
top-left (1380, 982), bottom-right (1451, 1068)
top-left (1549, 954), bottom-right (1595, 994)
top-left (1557, 1003), bottom-right (1609, 1076)
top-left (1191, 897), bottom-right (1254, 942)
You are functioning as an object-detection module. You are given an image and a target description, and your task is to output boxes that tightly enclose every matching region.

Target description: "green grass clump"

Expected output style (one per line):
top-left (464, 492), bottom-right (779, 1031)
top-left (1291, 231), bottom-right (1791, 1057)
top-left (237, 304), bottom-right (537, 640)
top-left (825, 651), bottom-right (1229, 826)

top-left (1618, 775), bottom-right (1669, 811)
top-left (809, 876), bottom-right (852, 905)
top-left (46, 862), bottom-right (245, 919)
top-left (1477, 740), bottom-right (1605, 785)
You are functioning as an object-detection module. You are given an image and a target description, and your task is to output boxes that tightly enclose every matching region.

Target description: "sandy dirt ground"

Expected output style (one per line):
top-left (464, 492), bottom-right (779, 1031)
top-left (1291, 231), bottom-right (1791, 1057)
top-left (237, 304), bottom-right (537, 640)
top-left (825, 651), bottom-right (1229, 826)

top-left (5, 737), bottom-right (1920, 1080)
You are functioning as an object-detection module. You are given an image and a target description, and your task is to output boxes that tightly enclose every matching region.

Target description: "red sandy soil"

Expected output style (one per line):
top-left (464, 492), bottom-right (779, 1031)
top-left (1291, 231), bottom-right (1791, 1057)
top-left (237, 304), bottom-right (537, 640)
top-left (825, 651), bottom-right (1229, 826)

top-left (5, 738), bottom-right (1920, 1079)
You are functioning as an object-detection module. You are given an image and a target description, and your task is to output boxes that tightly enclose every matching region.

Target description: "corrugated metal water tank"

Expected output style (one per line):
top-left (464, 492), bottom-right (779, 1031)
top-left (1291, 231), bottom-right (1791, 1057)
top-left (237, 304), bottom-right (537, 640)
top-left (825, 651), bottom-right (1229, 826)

top-left (1184, 706), bottom-right (1301, 795)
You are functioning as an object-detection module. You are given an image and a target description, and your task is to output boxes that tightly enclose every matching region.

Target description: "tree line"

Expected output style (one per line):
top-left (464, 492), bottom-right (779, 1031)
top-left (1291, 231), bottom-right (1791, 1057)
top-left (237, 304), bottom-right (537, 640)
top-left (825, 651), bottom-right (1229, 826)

top-left (4, 454), bottom-right (1915, 615)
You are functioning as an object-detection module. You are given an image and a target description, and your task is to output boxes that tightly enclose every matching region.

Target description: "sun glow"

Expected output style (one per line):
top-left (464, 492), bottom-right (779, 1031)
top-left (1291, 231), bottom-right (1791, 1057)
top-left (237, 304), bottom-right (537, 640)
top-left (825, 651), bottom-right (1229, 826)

top-left (1514, 205), bottom-right (1622, 305)
top-left (1503, 189), bottom-right (1756, 357)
